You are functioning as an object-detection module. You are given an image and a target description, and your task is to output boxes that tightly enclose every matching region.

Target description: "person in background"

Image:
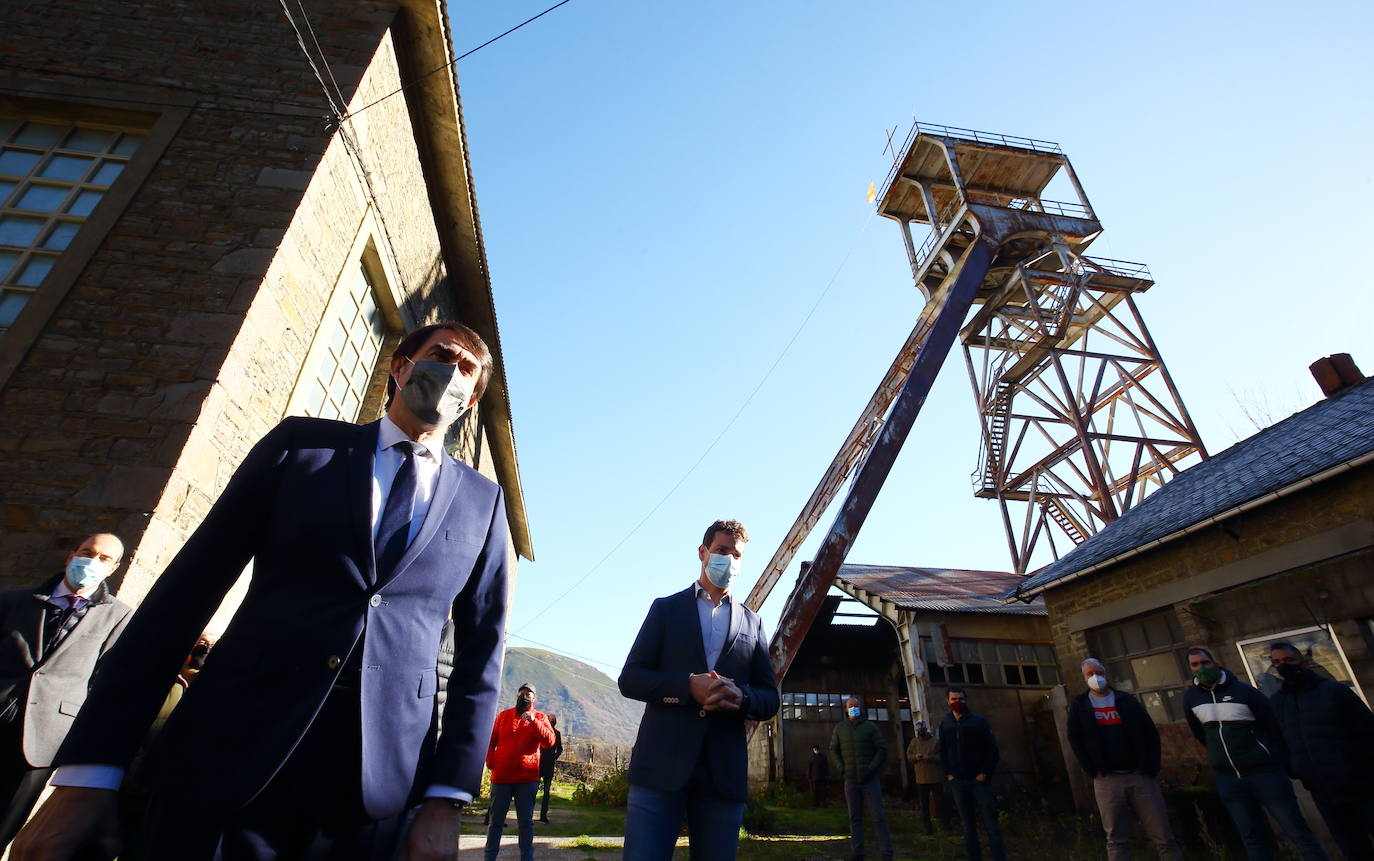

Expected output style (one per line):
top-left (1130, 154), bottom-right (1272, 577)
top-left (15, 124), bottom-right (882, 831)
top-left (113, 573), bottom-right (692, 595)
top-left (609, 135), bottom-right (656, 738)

top-left (0, 533), bottom-right (132, 850)
top-left (831, 695), bottom-right (893, 861)
top-left (939, 687), bottom-right (1005, 861)
top-left (1267, 641), bottom-right (1374, 860)
top-left (807, 743), bottom-right (830, 806)
top-left (906, 720), bottom-right (942, 836)
top-left (1184, 647), bottom-right (1328, 861)
top-left (1067, 658), bottom-right (1184, 860)
top-left (484, 683), bottom-right (554, 861)
top-left (537, 713), bottom-right (562, 823)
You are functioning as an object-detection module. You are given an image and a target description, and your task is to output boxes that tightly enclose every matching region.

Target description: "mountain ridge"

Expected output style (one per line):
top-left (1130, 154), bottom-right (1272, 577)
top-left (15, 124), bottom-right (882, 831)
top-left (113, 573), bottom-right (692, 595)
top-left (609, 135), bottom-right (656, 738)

top-left (497, 647), bottom-right (643, 745)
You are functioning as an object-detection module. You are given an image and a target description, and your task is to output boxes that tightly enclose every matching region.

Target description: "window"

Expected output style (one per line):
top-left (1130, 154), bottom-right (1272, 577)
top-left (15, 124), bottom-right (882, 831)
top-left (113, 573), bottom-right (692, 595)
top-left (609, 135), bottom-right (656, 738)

top-left (1089, 610), bottom-right (1190, 723)
top-left (1235, 626), bottom-right (1366, 702)
top-left (780, 692), bottom-right (846, 721)
top-left (923, 638), bottom-right (1059, 687)
top-left (0, 117), bottom-right (144, 335)
top-left (293, 262), bottom-right (388, 423)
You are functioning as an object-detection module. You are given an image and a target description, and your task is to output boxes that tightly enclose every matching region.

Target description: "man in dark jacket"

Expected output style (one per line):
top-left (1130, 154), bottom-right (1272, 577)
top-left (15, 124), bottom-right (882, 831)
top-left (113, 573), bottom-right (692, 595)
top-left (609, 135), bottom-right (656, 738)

top-left (1268, 641), bottom-right (1374, 860)
top-left (938, 687), bottom-right (1005, 861)
top-left (807, 743), bottom-right (830, 806)
top-left (830, 696), bottom-right (892, 861)
top-left (1068, 658), bottom-right (1184, 860)
top-left (538, 714), bottom-right (562, 823)
top-left (1184, 647), bottom-right (1328, 860)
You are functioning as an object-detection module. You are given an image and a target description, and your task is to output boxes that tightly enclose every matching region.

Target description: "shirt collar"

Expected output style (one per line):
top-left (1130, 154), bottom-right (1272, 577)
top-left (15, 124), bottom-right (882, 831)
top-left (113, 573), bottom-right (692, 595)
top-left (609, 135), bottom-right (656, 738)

top-left (378, 414), bottom-right (443, 462)
top-left (694, 582), bottom-right (732, 605)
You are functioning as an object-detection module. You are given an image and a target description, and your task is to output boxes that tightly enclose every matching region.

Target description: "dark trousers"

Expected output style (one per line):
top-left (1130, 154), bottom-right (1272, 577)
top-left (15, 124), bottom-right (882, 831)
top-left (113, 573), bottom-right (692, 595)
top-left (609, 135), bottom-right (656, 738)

top-left (843, 778), bottom-right (893, 860)
top-left (1215, 769), bottom-right (1328, 861)
top-left (949, 778), bottom-right (1006, 861)
top-left (0, 713), bottom-right (52, 850)
top-left (914, 782), bottom-right (942, 834)
top-left (811, 776), bottom-right (828, 806)
top-left (137, 686), bottom-right (404, 860)
top-left (539, 770), bottom-right (554, 819)
top-left (1312, 788), bottom-right (1374, 861)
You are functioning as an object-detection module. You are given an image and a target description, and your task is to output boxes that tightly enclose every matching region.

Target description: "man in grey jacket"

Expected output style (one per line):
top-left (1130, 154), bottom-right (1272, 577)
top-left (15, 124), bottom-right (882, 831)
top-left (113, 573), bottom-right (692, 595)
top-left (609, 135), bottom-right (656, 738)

top-left (0, 533), bottom-right (132, 848)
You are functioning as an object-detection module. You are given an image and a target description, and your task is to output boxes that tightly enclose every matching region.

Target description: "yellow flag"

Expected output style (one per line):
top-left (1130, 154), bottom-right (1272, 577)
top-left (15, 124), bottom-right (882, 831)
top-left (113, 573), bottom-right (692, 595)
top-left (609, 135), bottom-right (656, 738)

top-left (866, 181), bottom-right (877, 204)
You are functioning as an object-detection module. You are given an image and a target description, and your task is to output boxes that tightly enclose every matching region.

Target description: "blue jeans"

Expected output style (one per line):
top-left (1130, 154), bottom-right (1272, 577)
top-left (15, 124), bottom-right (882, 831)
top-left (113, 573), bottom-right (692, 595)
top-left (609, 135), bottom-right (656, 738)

top-left (623, 782), bottom-right (745, 861)
top-left (486, 781), bottom-right (538, 861)
top-left (842, 779), bottom-right (893, 860)
top-left (1215, 769), bottom-right (1328, 861)
top-left (948, 778), bottom-right (1006, 861)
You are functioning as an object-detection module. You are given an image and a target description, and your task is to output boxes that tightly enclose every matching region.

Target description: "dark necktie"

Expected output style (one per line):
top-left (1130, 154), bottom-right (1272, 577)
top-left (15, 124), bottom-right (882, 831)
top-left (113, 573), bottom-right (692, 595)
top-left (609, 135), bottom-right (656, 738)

top-left (375, 441), bottom-right (421, 578)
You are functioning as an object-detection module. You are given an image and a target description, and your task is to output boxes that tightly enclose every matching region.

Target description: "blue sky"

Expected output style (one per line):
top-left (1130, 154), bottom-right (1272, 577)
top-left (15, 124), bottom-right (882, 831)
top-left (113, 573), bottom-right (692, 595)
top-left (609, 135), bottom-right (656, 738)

top-left (446, 1), bottom-right (1374, 675)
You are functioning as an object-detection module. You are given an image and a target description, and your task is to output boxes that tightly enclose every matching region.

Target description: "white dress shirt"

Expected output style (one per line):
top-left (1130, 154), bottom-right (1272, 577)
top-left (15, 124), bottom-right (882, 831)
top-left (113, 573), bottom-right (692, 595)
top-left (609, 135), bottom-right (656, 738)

top-left (694, 583), bottom-right (732, 670)
top-left (55, 416), bottom-right (467, 804)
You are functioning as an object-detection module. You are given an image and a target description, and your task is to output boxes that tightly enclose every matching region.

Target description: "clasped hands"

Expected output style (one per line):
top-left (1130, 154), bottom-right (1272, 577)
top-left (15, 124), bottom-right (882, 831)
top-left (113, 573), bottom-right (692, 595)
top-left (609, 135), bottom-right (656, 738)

top-left (688, 670), bottom-right (742, 711)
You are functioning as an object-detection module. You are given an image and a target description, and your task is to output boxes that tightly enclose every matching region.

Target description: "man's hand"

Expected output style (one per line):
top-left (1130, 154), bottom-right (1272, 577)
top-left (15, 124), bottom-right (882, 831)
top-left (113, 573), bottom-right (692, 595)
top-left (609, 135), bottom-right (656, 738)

top-left (520, 711), bottom-right (535, 723)
top-left (11, 786), bottom-right (121, 861)
top-left (975, 773), bottom-right (987, 783)
top-left (703, 671), bottom-right (742, 711)
top-left (945, 775), bottom-right (954, 782)
top-left (689, 672), bottom-right (721, 705)
top-left (398, 799), bottom-right (463, 861)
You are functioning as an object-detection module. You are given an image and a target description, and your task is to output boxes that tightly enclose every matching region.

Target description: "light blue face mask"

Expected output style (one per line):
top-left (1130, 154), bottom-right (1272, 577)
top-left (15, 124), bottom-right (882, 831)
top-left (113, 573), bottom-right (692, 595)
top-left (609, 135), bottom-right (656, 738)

top-left (704, 553), bottom-right (740, 589)
top-left (65, 556), bottom-right (110, 593)
top-left (847, 706), bottom-right (862, 719)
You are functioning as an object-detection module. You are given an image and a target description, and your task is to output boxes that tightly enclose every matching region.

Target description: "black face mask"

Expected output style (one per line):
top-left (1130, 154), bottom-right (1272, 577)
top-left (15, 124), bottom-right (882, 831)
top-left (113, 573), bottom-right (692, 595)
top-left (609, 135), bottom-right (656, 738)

top-left (1276, 663), bottom-right (1306, 682)
top-left (516, 694), bottom-right (533, 713)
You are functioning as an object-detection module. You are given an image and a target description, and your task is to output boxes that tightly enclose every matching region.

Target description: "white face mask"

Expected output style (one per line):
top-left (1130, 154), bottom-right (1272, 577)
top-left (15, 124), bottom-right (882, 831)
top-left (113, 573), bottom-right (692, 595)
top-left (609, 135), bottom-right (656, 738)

top-left (1087, 673), bottom-right (1109, 693)
top-left (704, 553), bottom-right (739, 589)
top-left (65, 556), bottom-right (112, 593)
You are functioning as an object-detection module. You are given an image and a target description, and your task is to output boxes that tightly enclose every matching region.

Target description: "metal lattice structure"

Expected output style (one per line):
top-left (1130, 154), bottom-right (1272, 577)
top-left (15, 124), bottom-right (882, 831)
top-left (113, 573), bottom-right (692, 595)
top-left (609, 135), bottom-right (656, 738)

top-left (748, 122), bottom-right (1205, 724)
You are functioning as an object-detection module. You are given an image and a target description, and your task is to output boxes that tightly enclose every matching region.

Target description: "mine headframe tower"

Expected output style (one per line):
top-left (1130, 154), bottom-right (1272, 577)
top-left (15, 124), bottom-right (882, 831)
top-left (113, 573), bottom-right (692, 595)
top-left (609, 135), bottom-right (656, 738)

top-left (746, 123), bottom-right (1206, 725)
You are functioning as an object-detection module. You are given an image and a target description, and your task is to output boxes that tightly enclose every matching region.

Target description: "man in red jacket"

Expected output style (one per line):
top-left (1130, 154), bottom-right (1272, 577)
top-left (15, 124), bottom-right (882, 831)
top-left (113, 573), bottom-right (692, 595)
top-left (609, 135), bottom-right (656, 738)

top-left (484, 683), bottom-right (554, 861)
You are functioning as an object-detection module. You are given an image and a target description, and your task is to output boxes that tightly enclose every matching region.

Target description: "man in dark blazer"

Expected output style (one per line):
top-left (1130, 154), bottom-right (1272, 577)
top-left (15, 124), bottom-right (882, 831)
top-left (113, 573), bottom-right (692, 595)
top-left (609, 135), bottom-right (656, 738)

top-left (618, 519), bottom-right (780, 860)
top-left (0, 533), bottom-right (132, 849)
top-left (13, 322), bottom-right (512, 861)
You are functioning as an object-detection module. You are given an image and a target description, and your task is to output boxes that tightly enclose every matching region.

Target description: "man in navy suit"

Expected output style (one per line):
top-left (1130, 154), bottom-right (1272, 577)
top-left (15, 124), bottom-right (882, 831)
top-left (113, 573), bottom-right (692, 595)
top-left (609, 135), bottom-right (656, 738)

top-left (13, 322), bottom-right (512, 861)
top-left (618, 519), bottom-right (780, 860)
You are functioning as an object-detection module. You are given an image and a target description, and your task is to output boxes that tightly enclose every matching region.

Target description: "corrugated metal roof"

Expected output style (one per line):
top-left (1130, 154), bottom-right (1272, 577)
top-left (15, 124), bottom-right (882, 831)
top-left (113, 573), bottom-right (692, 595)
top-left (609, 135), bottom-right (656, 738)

top-left (1009, 376), bottom-right (1374, 599)
top-left (834, 563), bottom-right (1047, 615)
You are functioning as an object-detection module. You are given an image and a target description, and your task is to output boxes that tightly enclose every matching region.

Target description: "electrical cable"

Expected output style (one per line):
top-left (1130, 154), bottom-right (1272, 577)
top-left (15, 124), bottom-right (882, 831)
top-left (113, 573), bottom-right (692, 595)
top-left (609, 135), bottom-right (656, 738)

top-left (506, 632), bottom-right (621, 671)
top-left (512, 208), bottom-right (880, 634)
top-left (507, 642), bottom-right (623, 694)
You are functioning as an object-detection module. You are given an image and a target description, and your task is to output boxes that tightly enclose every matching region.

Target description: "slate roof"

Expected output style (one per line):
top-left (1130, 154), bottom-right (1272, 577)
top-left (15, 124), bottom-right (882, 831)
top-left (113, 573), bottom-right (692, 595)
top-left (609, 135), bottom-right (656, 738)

top-left (835, 563), bottom-right (1047, 615)
top-left (1009, 376), bottom-right (1374, 600)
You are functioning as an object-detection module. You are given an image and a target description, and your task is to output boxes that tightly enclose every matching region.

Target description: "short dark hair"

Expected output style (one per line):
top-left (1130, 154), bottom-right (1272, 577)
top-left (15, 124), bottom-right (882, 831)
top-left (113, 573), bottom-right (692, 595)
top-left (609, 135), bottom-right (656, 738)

top-left (702, 519), bottom-right (749, 548)
top-left (385, 322), bottom-right (494, 406)
top-left (1269, 641), bottom-right (1303, 659)
top-left (946, 686), bottom-right (967, 698)
top-left (1187, 646), bottom-right (1215, 662)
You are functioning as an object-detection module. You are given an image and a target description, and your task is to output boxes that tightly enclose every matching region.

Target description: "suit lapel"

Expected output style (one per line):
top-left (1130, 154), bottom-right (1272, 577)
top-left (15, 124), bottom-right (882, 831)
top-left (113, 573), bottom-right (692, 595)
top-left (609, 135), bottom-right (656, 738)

top-left (723, 596), bottom-right (743, 662)
top-left (375, 451), bottom-right (464, 591)
top-left (678, 586), bottom-right (709, 671)
top-left (350, 421), bottom-right (381, 587)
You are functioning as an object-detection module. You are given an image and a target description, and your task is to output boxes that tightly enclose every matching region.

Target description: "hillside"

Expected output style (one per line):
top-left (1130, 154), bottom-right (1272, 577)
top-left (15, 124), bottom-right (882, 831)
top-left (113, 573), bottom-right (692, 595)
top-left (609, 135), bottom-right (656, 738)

top-left (497, 647), bottom-right (643, 745)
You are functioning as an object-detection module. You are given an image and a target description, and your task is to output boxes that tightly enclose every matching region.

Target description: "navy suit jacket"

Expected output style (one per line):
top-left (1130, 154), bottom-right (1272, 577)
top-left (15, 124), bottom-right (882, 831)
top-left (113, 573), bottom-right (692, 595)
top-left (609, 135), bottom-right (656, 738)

top-left (56, 417), bottom-right (511, 818)
top-left (619, 586), bottom-right (779, 802)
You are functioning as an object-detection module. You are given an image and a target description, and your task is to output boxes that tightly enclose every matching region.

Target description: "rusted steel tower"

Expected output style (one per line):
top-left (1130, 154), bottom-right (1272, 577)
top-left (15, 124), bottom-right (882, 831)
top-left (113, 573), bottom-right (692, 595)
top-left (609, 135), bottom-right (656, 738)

top-left (747, 123), bottom-right (1205, 724)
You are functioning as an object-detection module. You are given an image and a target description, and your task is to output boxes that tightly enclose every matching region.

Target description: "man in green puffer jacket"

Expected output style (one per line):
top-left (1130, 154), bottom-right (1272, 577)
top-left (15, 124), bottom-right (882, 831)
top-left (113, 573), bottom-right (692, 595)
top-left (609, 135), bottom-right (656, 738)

top-left (1183, 647), bottom-right (1328, 861)
top-left (830, 696), bottom-right (892, 861)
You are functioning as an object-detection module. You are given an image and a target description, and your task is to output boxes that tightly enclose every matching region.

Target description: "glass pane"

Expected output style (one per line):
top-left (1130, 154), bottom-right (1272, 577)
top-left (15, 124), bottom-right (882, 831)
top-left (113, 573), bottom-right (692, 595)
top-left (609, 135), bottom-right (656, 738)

top-left (63, 127), bottom-right (115, 152)
top-left (1042, 665), bottom-right (1060, 684)
top-left (329, 369), bottom-right (349, 403)
top-left (983, 664), bottom-right (1004, 685)
top-left (342, 390), bottom-right (359, 421)
top-left (90, 161), bottom-right (124, 186)
top-left (0, 180), bottom-right (15, 204)
top-left (0, 251), bottom-right (18, 280)
top-left (1143, 615), bottom-right (1175, 650)
top-left (997, 643), bottom-right (1017, 662)
top-left (965, 664), bottom-right (985, 684)
top-left (330, 323), bottom-right (347, 353)
top-left (0, 150), bottom-right (42, 176)
top-left (305, 380), bottom-right (327, 416)
top-left (0, 215), bottom-right (44, 246)
top-left (13, 123), bottom-right (64, 148)
top-left (979, 642), bottom-right (999, 662)
top-left (1109, 661), bottom-right (1135, 691)
top-left (947, 665), bottom-right (965, 683)
top-left (1004, 665), bottom-right (1022, 685)
top-left (112, 134), bottom-right (144, 156)
top-left (0, 119), bottom-right (17, 142)
top-left (17, 184), bottom-right (69, 212)
top-left (1165, 613), bottom-right (1183, 644)
top-left (1122, 622), bottom-right (1149, 655)
top-left (830, 694), bottom-right (842, 706)
top-left (923, 639), bottom-right (937, 661)
top-left (1141, 690), bottom-right (1169, 725)
top-left (928, 664), bottom-right (945, 683)
top-left (900, 708), bottom-right (911, 722)
top-left (956, 641), bottom-right (980, 663)
top-left (1131, 653), bottom-right (1183, 689)
top-left (1023, 665), bottom-right (1041, 685)
top-left (1096, 627), bottom-right (1124, 659)
top-left (1016, 644), bottom-right (1036, 663)
top-left (806, 693), bottom-right (817, 706)
top-left (1162, 688), bottom-right (1185, 722)
top-left (15, 256), bottom-right (53, 286)
top-left (66, 189), bottom-right (102, 216)
top-left (0, 290), bottom-right (29, 326)
top-left (343, 342), bottom-right (359, 374)
top-left (1034, 644), bottom-right (1055, 664)
top-left (42, 221), bottom-right (80, 251)
top-left (40, 154), bottom-right (94, 181)
top-left (876, 708), bottom-right (888, 722)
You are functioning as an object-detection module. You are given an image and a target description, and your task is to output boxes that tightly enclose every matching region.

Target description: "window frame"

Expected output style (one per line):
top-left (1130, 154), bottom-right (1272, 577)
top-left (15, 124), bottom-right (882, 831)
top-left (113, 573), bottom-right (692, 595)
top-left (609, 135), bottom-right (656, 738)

top-left (1088, 609), bottom-right (1190, 724)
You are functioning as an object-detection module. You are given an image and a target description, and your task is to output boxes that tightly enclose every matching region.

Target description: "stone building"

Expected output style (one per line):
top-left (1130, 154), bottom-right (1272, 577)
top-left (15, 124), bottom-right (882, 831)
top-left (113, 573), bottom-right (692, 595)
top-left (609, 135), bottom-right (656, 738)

top-left (0, 0), bottom-right (532, 619)
top-left (750, 564), bottom-right (1068, 803)
top-left (1008, 361), bottom-right (1373, 810)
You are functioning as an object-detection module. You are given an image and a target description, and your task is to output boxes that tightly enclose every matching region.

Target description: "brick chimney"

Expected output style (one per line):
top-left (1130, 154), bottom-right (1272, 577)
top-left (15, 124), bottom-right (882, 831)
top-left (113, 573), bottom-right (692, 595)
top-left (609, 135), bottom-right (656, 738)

top-left (1309, 353), bottom-right (1366, 397)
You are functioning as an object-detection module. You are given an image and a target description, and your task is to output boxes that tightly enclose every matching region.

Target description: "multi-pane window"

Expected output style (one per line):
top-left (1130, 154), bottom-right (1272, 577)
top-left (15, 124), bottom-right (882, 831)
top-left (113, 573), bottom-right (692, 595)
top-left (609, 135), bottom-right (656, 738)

top-left (779, 692), bottom-right (912, 722)
top-left (1089, 610), bottom-right (1190, 724)
top-left (0, 118), bottom-right (144, 335)
top-left (923, 638), bottom-right (1060, 687)
top-left (300, 263), bottom-right (387, 422)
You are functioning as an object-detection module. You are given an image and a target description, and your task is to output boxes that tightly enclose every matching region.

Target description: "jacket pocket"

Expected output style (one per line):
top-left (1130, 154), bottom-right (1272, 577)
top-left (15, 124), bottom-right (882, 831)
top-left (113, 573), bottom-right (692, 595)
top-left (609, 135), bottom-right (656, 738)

top-left (419, 668), bottom-right (438, 698)
top-left (58, 699), bottom-right (83, 717)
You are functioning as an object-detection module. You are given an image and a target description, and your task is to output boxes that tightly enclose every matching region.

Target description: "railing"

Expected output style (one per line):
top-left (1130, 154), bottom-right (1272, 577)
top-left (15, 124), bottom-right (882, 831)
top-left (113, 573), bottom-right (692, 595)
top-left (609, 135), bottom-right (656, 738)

top-left (912, 198), bottom-right (966, 266)
top-left (968, 191), bottom-right (1091, 219)
top-left (878, 120), bottom-right (1064, 204)
top-left (1078, 256), bottom-right (1152, 280)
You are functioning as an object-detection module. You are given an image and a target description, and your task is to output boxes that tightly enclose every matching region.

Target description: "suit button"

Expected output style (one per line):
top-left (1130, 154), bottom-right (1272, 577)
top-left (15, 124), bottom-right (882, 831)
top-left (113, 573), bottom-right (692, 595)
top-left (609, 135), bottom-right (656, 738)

top-left (369, 594), bottom-right (382, 608)
top-left (326, 655), bottom-right (341, 669)
top-left (699, 709), bottom-right (706, 717)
